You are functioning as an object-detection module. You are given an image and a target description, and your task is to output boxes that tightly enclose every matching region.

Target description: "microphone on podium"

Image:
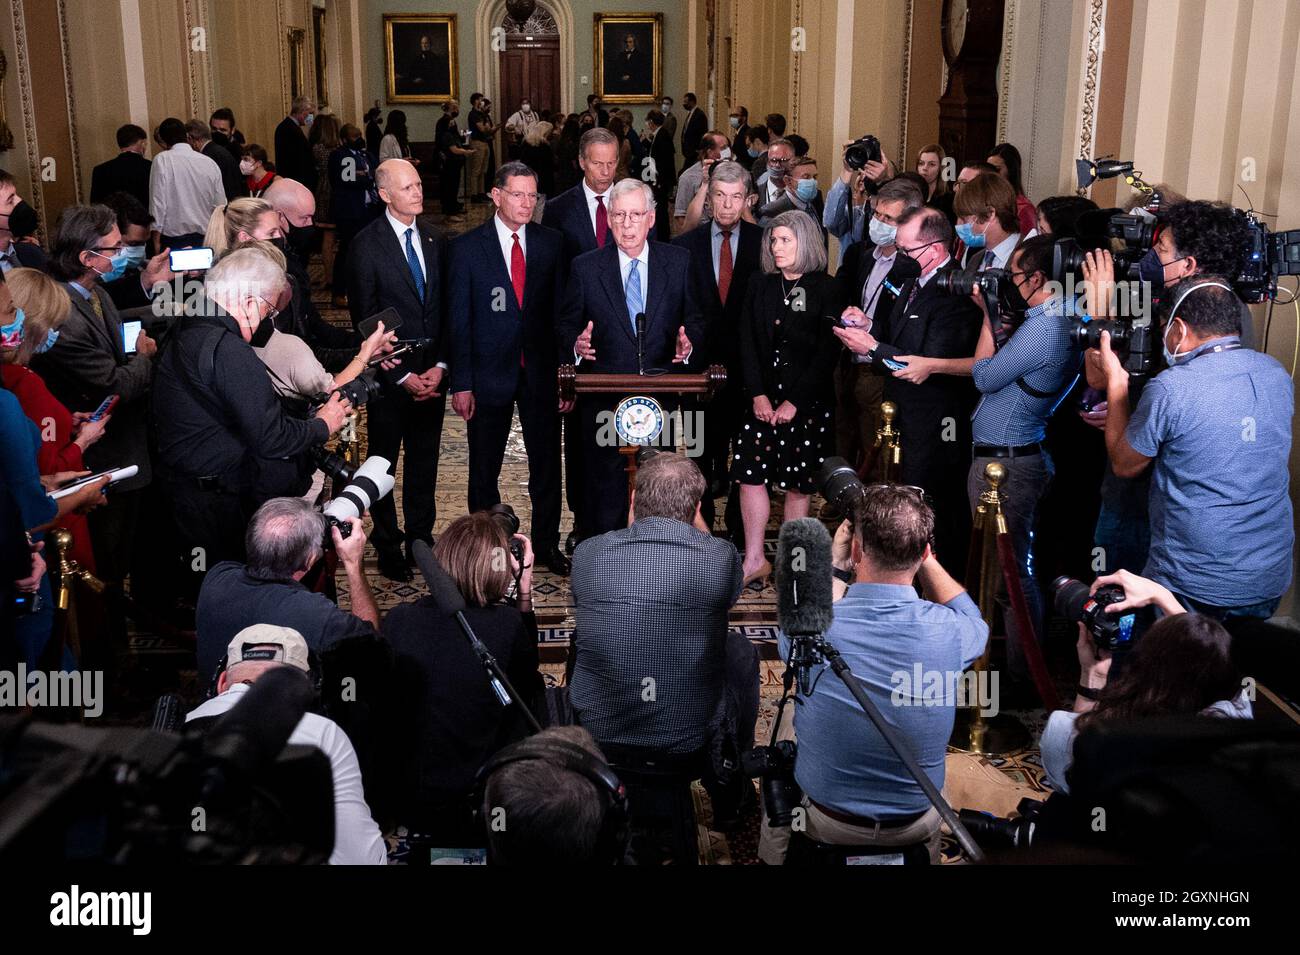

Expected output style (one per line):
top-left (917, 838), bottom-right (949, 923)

top-left (773, 518), bottom-right (835, 695)
top-left (635, 311), bottom-right (646, 375)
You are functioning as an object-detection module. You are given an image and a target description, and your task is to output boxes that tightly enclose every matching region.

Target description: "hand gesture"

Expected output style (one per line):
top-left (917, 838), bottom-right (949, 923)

top-left (1081, 248), bottom-right (1116, 320)
top-left (357, 320), bottom-right (396, 364)
top-left (142, 247), bottom-right (175, 290)
top-left (752, 395), bottom-right (775, 424)
top-left (771, 401), bottom-right (797, 424)
top-left (673, 326), bottom-right (692, 363)
top-left (451, 390), bottom-right (476, 421)
top-left (575, 320), bottom-right (597, 361)
top-left (401, 374), bottom-right (432, 398)
top-left (832, 324), bottom-right (877, 356)
top-left (831, 518), bottom-right (854, 571)
top-left (420, 366), bottom-right (445, 397)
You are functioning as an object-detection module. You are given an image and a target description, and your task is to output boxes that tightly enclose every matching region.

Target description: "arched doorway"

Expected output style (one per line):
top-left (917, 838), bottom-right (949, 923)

top-left (475, 0), bottom-right (575, 117)
top-left (498, 6), bottom-right (561, 118)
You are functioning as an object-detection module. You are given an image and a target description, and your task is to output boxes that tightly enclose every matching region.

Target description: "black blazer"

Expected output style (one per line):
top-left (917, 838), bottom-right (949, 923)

top-left (448, 218), bottom-right (564, 406)
top-left (541, 182), bottom-right (600, 271)
top-left (681, 107), bottom-right (708, 164)
top-left (203, 141), bottom-right (246, 200)
top-left (556, 240), bottom-right (704, 375)
top-left (89, 151), bottom-right (151, 207)
top-left (347, 212), bottom-right (449, 386)
top-left (274, 116), bottom-right (316, 190)
top-left (738, 270), bottom-right (844, 411)
top-left (871, 262), bottom-right (984, 410)
top-left (328, 144), bottom-right (374, 222)
top-left (647, 127), bottom-right (677, 195)
top-left (672, 219), bottom-right (763, 368)
top-left (837, 239), bottom-right (921, 331)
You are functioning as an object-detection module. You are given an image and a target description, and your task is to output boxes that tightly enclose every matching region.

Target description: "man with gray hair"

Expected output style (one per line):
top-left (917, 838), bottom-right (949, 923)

top-left (153, 248), bottom-right (351, 595)
top-left (568, 451), bottom-right (759, 826)
top-left (187, 623), bottom-right (387, 865)
top-left (558, 177), bottom-right (704, 536)
top-left (275, 95), bottom-right (317, 191)
top-left (194, 495), bottom-right (378, 680)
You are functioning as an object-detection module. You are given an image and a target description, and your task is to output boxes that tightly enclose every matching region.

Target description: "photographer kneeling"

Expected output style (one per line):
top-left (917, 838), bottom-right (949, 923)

top-left (760, 486), bottom-right (987, 864)
top-left (1040, 569), bottom-right (1251, 795)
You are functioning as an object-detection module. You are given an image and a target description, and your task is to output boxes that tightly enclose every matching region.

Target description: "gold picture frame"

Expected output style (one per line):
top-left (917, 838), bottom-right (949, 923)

top-left (594, 12), bottom-right (662, 104)
top-left (287, 27), bottom-right (307, 100)
top-left (384, 13), bottom-right (457, 104)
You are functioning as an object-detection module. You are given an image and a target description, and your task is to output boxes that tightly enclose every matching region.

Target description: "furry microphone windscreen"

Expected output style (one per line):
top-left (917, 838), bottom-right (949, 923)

top-left (774, 517), bottom-right (835, 637)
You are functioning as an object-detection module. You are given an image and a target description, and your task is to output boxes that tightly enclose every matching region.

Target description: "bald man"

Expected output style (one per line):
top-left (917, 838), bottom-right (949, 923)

top-left (346, 159), bottom-right (450, 581)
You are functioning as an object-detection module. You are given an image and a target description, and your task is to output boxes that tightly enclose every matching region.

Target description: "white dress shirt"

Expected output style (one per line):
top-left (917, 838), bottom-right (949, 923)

top-left (493, 212), bottom-right (527, 270)
top-left (187, 682), bottom-right (388, 865)
top-left (149, 143), bottom-right (225, 238)
top-left (978, 231), bottom-right (1021, 270)
top-left (386, 208), bottom-right (426, 278)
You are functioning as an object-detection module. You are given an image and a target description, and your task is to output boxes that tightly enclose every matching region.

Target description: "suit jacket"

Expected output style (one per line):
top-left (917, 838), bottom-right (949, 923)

top-left (556, 240), bottom-right (704, 376)
top-left (274, 116), bottom-right (317, 190)
top-left (32, 284), bottom-right (153, 491)
top-left (647, 127), bottom-right (677, 196)
top-left (837, 239), bottom-right (920, 332)
top-left (541, 182), bottom-right (601, 272)
top-left (89, 151), bottom-right (151, 207)
top-left (5, 241), bottom-right (46, 271)
top-left (681, 107), bottom-right (708, 164)
top-left (448, 218), bottom-right (564, 407)
top-left (347, 212), bottom-right (449, 387)
top-left (203, 141), bottom-right (246, 201)
top-left (672, 219), bottom-right (762, 369)
top-left (661, 111), bottom-right (678, 148)
top-left (871, 263), bottom-right (983, 415)
top-left (738, 271), bottom-right (844, 410)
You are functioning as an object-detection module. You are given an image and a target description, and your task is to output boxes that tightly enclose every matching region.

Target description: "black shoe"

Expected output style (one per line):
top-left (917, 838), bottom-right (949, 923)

top-left (537, 545), bottom-right (571, 576)
top-left (378, 550), bottom-right (412, 583)
top-left (565, 530), bottom-right (580, 555)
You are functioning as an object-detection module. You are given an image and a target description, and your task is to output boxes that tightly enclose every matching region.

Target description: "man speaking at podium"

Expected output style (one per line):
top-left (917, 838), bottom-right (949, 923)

top-left (558, 178), bottom-right (704, 536)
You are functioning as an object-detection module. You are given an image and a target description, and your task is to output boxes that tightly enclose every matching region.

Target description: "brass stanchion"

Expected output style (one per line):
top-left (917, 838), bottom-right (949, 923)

top-left (949, 462), bottom-right (1031, 755)
top-left (49, 528), bottom-right (104, 666)
top-left (874, 401), bottom-right (901, 483)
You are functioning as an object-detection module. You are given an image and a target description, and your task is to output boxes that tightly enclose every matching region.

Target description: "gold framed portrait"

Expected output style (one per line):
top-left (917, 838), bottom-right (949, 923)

top-left (384, 13), bottom-right (457, 104)
top-left (594, 13), bottom-right (662, 103)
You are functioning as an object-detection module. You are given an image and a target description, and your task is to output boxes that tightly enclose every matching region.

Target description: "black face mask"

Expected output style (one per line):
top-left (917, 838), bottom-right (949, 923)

top-left (250, 316), bottom-right (275, 347)
top-left (286, 224), bottom-right (316, 260)
top-left (3, 200), bottom-right (38, 239)
top-left (999, 276), bottom-right (1030, 315)
top-left (212, 130), bottom-right (230, 147)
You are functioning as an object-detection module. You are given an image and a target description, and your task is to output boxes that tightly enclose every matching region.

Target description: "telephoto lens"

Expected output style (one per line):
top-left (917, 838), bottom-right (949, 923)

top-left (818, 456), bottom-right (866, 519)
top-left (321, 456), bottom-right (394, 539)
top-left (487, 503), bottom-right (525, 565)
top-left (1051, 576), bottom-right (1137, 652)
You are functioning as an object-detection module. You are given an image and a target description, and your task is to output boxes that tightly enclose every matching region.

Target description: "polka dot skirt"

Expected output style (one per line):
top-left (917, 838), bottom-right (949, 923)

top-left (731, 346), bottom-right (835, 494)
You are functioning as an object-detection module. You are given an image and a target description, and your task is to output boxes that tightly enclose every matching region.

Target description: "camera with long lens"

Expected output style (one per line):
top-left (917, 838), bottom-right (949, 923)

top-left (843, 134), bottom-right (882, 171)
top-left (958, 798), bottom-right (1044, 850)
top-left (486, 502), bottom-right (525, 566)
top-left (1052, 576), bottom-right (1137, 652)
top-left (310, 371), bottom-right (384, 412)
top-left (1050, 214), bottom-right (1157, 287)
top-left (819, 456), bottom-right (867, 520)
top-left (934, 267), bottom-right (1016, 322)
top-left (740, 740), bottom-right (802, 827)
top-left (320, 455), bottom-right (394, 543)
top-left (1065, 317), bottom-right (1154, 378)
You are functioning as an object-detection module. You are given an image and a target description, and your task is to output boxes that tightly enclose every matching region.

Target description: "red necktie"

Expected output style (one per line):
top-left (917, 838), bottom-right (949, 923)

top-left (511, 233), bottom-right (526, 368)
top-left (717, 228), bottom-right (734, 305)
top-left (595, 194), bottom-right (608, 247)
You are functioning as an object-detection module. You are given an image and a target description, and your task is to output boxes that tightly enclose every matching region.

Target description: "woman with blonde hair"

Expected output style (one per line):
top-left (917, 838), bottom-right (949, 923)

top-left (204, 197), bottom-right (282, 257)
top-left (0, 267), bottom-right (103, 571)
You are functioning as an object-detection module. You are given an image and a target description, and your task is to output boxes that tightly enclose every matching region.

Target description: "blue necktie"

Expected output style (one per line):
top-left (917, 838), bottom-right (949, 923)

top-left (625, 258), bottom-right (643, 334)
top-left (404, 227), bottom-right (425, 301)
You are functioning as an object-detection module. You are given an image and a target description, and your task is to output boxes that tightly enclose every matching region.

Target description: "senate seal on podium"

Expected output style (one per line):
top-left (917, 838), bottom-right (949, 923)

top-left (614, 396), bottom-right (664, 445)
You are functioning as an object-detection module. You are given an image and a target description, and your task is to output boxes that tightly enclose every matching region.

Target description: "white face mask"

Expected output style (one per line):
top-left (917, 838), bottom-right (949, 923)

top-left (240, 159), bottom-right (255, 175)
top-left (720, 147), bottom-right (733, 161)
top-left (521, 104), bottom-right (531, 113)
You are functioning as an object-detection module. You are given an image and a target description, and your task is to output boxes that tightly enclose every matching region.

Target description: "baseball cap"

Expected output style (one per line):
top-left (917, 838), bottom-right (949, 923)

top-left (226, 624), bottom-right (310, 673)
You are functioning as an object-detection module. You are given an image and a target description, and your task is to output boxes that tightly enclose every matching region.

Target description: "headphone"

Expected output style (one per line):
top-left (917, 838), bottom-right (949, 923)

top-left (1168, 280), bottom-right (1234, 324)
top-left (472, 736), bottom-right (630, 865)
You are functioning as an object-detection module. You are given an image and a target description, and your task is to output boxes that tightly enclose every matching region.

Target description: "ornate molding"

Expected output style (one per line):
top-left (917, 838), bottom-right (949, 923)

top-left (276, 0), bottom-right (288, 110)
top-left (9, 0), bottom-right (44, 234)
top-left (55, 0), bottom-right (83, 203)
top-left (997, 0), bottom-right (1016, 142)
top-left (790, 0), bottom-right (802, 134)
top-left (730, 0), bottom-right (739, 104)
top-left (502, 6), bottom-right (557, 34)
top-left (1027, 0), bottom-right (1048, 192)
top-left (899, 0), bottom-right (913, 159)
top-left (1076, 0), bottom-right (1105, 194)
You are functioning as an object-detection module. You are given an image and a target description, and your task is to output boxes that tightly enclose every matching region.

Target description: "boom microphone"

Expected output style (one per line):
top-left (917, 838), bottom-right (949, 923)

top-left (774, 518), bottom-right (836, 695)
top-left (410, 539), bottom-right (467, 612)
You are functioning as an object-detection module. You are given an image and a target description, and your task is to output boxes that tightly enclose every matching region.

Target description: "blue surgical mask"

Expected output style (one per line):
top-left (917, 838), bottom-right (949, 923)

top-left (35, 325), bottom-right (59, 354)
top-left (304, 113), bottom-right (315, 126)
top-left (956, 220), bottom-right (986, 248)
top-left (1162, 318), bottom-right (1187, 366)
top-left (868, 216), bottom-right (897, 247)
top-left (747, 147), bottom-right (759, 159)
top-left (122, 244), bottom-right (148, 269)
top-left (795, 178), bottom-right (819, 202)
top-left (90, 248), bottom-right (130, 283)
top-left (0, 306), bottom-right (24, 350)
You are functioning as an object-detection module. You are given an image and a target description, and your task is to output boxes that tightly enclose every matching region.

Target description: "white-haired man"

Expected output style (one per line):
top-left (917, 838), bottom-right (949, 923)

top-left (153, 247), bottom-right (350, 592)
top-left (186, 624), bottom-right (387, 865)
top-left (557, 177), bottom-right (704, 535)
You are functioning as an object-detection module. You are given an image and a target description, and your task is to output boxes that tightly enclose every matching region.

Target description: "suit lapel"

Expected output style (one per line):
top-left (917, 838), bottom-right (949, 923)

top-left (598, 245), bottom-right (636, 344)
top-left (382, 218), bottom-right (421, 303)
top-left (418, 221), bottom-right (439, 307)
top-left (479, 220), bottom-right (514, 310)
top-left (74, 289), bottom-right (121, 360)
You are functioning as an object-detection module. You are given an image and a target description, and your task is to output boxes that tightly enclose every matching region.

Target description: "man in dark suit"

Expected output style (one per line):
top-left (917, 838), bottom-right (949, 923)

top-left (672, 160), bottom-right (761, 534)
top-left (448, 161), bottom-right (570, 574)
top-left (187, 118), bottom-right (246, 201)
top-left (642, 110), bottom-right (677, 241)
top-left (274, 96), bottom-right (317, 192)
top-left (542, 127), bottom-right (620, 551)
top-left (679, 92), bottom-right (708, 173)
top-left (347, 158), bottom-right (449, 581)
top-left (90, 125), bottom-right (152, 207)
top-left (833, 207), bottom-right (987, 574)
top-left (557, 178), bottom-right (704, 537)
top-left (607, 33), bottom-right (651, 95)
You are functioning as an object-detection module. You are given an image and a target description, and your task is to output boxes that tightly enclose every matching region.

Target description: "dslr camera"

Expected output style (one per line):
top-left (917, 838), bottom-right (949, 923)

top-left (1052, 576), bottom-right (1137, 653)
top-left (740, 739), bottom-right (801, 828)
top-left (310, 371), bottom-right (384, 412)
top-left (843, 134), bottom-right (882, 171)
top-left (934, 267), bottom-right (1016, 322)
top-left (486, 502), bottom-right (526, 567)
top-left (320, 456), bottom-right (394, 543)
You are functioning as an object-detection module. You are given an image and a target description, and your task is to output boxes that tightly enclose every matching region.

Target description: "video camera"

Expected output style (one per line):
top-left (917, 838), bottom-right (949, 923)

top-left (843, 134), bottom-right (882, 171)
top-left (1051, 575), bottom-right (1137, 653)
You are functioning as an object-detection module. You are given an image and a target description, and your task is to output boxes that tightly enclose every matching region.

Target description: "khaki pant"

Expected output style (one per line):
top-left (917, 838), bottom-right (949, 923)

top-left (467, 141), bottom-right (489, 196)
top-left (833, 358), bottom-right (885, 476)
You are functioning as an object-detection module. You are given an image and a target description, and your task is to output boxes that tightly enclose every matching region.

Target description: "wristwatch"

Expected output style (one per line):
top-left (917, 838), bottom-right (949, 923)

top-left (1075, 684), bottom-right (1101, 701)
top-left (832, 566), bottom-right (853, 584)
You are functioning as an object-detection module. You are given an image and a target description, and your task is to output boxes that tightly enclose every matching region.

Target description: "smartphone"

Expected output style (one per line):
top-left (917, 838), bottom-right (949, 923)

top-left (121, 320), bottom-right (142, 354)
top-left (823, 313), bottom-right (850, 329)
top-left (88, 394), bottom-right (119, 422)
top-left (358, 307), bottom-right (402, 339)
top-left (49, 465), bottom-right (139, 500)
top-left (169, 247), bottom-right (215, 272)
top-left (881, 357), bottom-right (909, 371)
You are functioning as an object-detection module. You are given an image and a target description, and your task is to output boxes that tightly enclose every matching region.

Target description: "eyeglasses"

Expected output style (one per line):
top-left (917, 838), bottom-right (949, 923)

top-left (500, 189), bottom-right (539, 202)
top-left (608, 211), bottom-right (649, 224)
top-left (896, 239), bottom-right (941, 256)
top-left (864, 483), bottom-right (933, 506)
top-left (257, 296), bottom-right (281, 321)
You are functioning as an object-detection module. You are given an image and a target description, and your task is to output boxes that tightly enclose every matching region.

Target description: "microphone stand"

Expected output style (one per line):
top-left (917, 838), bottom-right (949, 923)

top-left (635, 312), bottom-right (646, 375)
top-left (798, 634), bottom-right (986, 863)
top-left (450, 609), bottom-right (543, 734)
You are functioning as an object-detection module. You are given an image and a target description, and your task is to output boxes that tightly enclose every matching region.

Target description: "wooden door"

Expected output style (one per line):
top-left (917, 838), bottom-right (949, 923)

top-left (499, 37), bottom-right (560, 116)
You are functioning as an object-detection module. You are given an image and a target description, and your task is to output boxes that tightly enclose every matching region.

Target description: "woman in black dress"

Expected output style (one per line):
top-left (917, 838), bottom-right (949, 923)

top-left (733, 209), bottom-right (844, 584)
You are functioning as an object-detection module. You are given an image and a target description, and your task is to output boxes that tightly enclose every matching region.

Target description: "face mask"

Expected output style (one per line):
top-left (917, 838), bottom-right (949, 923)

top-left (270, 235), bottom-right (289, 257)
top-left (1162, 318), bottom-right (1187, 366)
top-left (748, 146), bottom-right (759, 159)
top-left (795, 178), bottom-right (818, 202)
top-left (304, 113), bottom-right (315, 126)
top-left (868, 216), bottom-right (897, 247)
top-left (35, 326), bottom-right (59, 354)
top-left (1137, 247), bottom-right (1164, 290)
top-left (719, 147), bottom-right (733, 161)
top-left (2, 200), bottom-right (38, 239)
top-left (287, 224), bottom-right (316, 258)
top-left (0, 306), bottom-right (23, 349)
top-left (90, 248), bottom-right (130, 283)
top-left (521, 104), bottom-right (531, 113)
top-left (1000, 275), bottom-right (1031, 314)
top-left (122, 244), bottom-right (148, 269)
top-left (212, 130), bottom-right (230, 145)
top-left (955, 220), bottom-right (987, 249)
top-left (729, 117), bottom-right (740, 129)
top-left (240, 159), bottom-right (255, 175)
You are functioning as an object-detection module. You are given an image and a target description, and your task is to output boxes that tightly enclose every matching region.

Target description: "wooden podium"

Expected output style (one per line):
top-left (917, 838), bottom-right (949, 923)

top-left (557, 363), bottom-right (728, 501)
